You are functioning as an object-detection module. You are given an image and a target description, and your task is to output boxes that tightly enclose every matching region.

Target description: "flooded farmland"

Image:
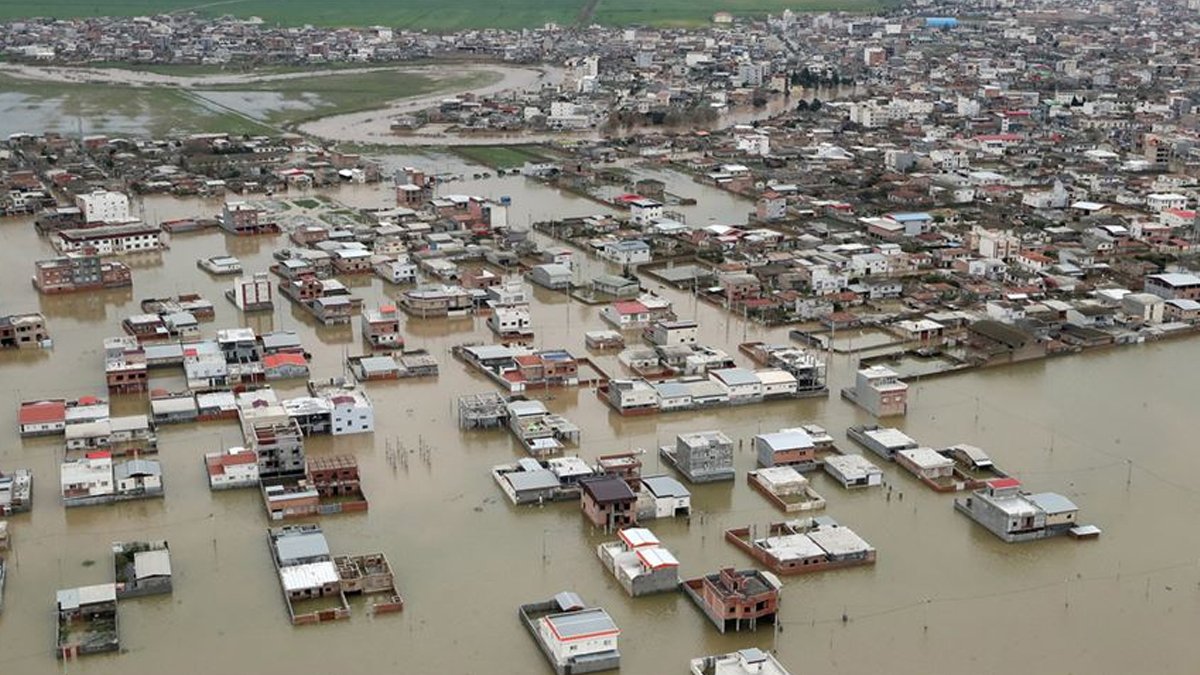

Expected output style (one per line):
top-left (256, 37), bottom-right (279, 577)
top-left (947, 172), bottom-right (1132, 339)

top-left (1, 163), bottom-right (1199, 675)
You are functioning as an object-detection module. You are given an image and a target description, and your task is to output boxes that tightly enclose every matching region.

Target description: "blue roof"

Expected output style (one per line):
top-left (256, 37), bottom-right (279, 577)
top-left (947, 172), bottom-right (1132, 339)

top-left (888, 212), bottom-right (933, 222)
top-left (612, 240), bottom-right (650, 251)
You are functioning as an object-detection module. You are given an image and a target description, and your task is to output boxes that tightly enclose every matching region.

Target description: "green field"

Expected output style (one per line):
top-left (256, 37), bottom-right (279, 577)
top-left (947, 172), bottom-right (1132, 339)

top-left (450, 145), bottom-right (549, 169)
top-left (0, 0), bottom-right (894, 28)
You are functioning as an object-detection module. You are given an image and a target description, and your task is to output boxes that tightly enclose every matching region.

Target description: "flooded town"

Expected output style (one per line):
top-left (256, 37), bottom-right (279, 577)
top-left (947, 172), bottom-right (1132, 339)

top-left (2, 0), bottom-right (1200, 673)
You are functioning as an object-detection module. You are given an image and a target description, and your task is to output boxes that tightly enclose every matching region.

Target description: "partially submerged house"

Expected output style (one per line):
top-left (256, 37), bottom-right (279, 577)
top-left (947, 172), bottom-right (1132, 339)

top-left (56, 584), bottom-right (119, 659)
top-left (112, 540), bottom-right (172, 598)
top-left (681, 568), bottom-right (781, 633)
top-left (724, 517), bottom-right (876, 576)
top-left (955, 478), bottom-right (1098, 542)
top-left (596, 528), bottom-right (680, 597)
top-left (519, 592), bottom-right (620, 675)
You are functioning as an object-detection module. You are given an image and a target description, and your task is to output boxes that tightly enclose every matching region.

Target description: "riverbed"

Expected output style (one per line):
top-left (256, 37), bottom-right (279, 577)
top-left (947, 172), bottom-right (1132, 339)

top-left (0, 162), bottom-right (1198, 674)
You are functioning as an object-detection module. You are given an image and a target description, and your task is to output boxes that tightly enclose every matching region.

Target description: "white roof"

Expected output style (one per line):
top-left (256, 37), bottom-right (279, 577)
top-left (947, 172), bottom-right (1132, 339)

top-left (279, 560), bottom-right (340, 592)
top-left (755, 466), bottom-right (807, 489)
top-left (824, 453), bottom-right (881, 477)
top-left (134, 548), bottom-right (172, 579)
top-left (898, 447), bottom-right (954, 469)
top-left (619, 527), bottom-right (660, 548)
top-left (57, 583), bottom-right (117, 610)
top-left (807, 526), bottom-right (873, 556)
top-left (863, 427), bottom-right (917, 450)
top-left (760, 533), bottom-right (826, 560)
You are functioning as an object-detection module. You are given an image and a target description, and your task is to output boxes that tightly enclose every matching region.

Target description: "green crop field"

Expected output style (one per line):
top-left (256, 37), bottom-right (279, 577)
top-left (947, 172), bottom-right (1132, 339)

top-left (0, 0), bottom-right (894, 28)
top-left (451, 145), bottom-right (549, 169)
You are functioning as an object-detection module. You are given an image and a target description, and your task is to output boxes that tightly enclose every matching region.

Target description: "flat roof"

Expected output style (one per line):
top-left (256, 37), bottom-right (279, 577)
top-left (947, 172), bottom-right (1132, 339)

top-left (757, 429), bottom-right (814, 451)
top-left (280, 560), bottom-right (339, 592)
top-left (274, 531), bottom-right (330, 564)
top-left (642, 474), bottom-right (690, 498)
top-left (898, 447), bottom-right (953, 469)
top-left (863, 427), bottom-right (917, 450)
top-left (807, 526), bottom-right (873, 556)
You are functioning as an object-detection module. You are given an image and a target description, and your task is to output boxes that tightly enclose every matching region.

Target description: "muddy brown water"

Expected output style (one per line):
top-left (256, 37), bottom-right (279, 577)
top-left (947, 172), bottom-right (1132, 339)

top-left (1, 170), bottom-right (1198, 674)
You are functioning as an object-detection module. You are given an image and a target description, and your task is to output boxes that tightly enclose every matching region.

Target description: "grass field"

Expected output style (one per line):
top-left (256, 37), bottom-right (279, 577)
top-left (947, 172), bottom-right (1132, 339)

top-left (450, 145), bottom-right (549, 169)
top-left (1, 0), bottom-right (895, 28)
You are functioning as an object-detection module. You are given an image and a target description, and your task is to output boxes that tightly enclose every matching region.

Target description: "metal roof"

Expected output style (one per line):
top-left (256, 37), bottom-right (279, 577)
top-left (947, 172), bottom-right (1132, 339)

top-left (642, 474), bottom-right (690, 499)
top-left (274, 531), bottom-right (330, 565)
top-left (57, 583), bottom-right (117, 610)
top-left (710, 367), bottom-right (760, 387)
top-left (897, 447), bottom-right (953, 469)
top-left (1027, 492), bottom-right (1078, 515)
top-left (134, 549), bottom-right (172, 579)
top-left (757, 429), bottom-right (814, 451)
top-left (544, 608), bottom-right (620, 641)
top-left (863, 427), bottom-right (917, 450)
top-left (506, 469), bottom-right (560, 493)
top-left (760, 533), bottom-right (826, 561)
top-left (618, 528), bottom-right (659, 549)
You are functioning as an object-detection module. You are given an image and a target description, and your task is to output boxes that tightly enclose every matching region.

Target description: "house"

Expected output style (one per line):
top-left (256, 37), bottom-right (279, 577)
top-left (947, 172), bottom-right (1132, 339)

top-left (601, 300), bottom-right (652, 329)
top-left (1143, 272), bottom-right (1200, 300)
top-left (18, 398), bottom-right (68, 436)
top-left (955, 478), bottom-right (1092, 543)
top-left (361, 305), bottom-right (403, 350)
top-left (1164, 298), bottom-right (1200, 322)
top-left (56, 584), bottom-right (120, 658)
top-left (660, 430), bottom-right (734, 483)
top-left (690, 649), bottom-right (793, 675)
top-left (488, 306), bottom-right (534, 340)
top-left (54, 222), bottom-right (163, 256)
top-left (746, 466), bottom-right (826, 512)
top-left (596, 528), bottom-right (680, 596)
top-left (268, 524), bottom-right (350, 624)
top-left (725, 518), bottom-right (875, 575)
top-left (529, 263), bottom-right (573, 290)
top-left (33, 255), bottom-right (132, 294)
top-left (400, 284), bottom-right (473, 317)
top-left (603, 240), bottom-right (652, 266)
top-left (0, 312), bottom-right (50, 349)
top-left (646, 320), bottom-right (698, 346)
top-left (374, 256), bottom-right (418, 284)
top-left (227, 272), bottom-right (274, 312)
top-left (112, 540), bottom-right (172, 598)
top-left (895, 447), bottom-right (958, 491)
top-left (841, 366), bottom-right (908, 417)
top-left (60, 453), bottom-right (115, 507)
top-left (628, 198), bottom-right (663, 225)
top-left (605, 378), bottom-right (660, 415)
top-left (580, 475), bottom-right (638, 531)
top-left (493, 458), bottom-right (572, 505)
top-left (264, 352), bottom-right (310, 380)
top-left (755, 428), bottom-right (817, 470)
top-left (708, 368), bottom-right (762, 403)
top-left (823, 454), bottom-right (883, 489)
top-left (519, 592), bottom-right (621, 675)
top-left (204, 447), bottom-right (260, 490)
top-left (591, 274), bottom-right (640, 299)
top-left (113, 459), bottom-right (164, 499)
top-left (638, 474), bottom-right (691, 519)
top-left (680, 568), bottom-right (781, 633)
top-left (0, 468), bottom-right (33, 515)
top-left (847, 425), bottom-right (919, 460)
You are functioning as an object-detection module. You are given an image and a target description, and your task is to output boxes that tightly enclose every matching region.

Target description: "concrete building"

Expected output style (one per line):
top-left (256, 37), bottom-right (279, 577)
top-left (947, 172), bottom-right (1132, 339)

top-left (75, 190), bottom-right (130, 224)
top-left (681, 568), bottom-right (780, 633)
top-left (955, 478), bottom-right (1090, 543)
top-left (204, 447), bottom-right (260, 490)
top-left (580, 475), bottom-right (638, 531)
top-left (529, 263), bottom-right (573, 290)
top-left (638, 474), bottom-right (691, 520)
top-left (690, 649), bottom-right (792, 675)
top-left (646, 319), bottom-right (698, 346)
top-left (755, 428), bottom-right (817, 470)
top-left (661, 430), bottom-right (735, 483)
top-left (228, 272), bottom-right (274, 312)
top-left (842, 366), bottom-right (908, 417)
top-left (823, 454), bottom-right (883, 489)
top-left (708, 368), bottom-right (763, 403)
top-left (602, 240), bottom-right (652, 266)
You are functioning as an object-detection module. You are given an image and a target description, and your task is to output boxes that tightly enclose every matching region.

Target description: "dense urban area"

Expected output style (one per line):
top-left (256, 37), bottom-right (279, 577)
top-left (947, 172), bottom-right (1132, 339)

top-left (1, 1), bottom-right (1199, 673)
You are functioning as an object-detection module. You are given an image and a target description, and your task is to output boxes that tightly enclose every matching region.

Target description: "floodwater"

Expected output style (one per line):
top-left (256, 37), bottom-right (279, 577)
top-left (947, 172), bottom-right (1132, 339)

top-left (2, 164), bottom-right (1200, 675)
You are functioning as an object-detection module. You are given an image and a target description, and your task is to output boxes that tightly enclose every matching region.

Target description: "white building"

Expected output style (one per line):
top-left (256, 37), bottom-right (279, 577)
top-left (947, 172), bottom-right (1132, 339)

top-left (603, 240), bottom-right (652, 265)
top-left (326, 388), bottom-right (374, 436)
top-left (204, 447), bottom-right (260, 489)
top-left (708, 368), bottom-right (762, 403)
top-left (536, 606), bottom-right (621, 671)
top-left (229, 272), bottom-right (273, 311)
top-left (60, 454), bottom-right (115, 501)
top-left (1146, 193), bottom-right (1188, 212)
top-left (646, 320), bottom-right (698, 346)
top-left (75, 190), bottom-right (131, 224)
top-left (488, 306), bottom-right (533, 337)
top-left (823, 454), bottom-right (883, 489)
top-left (628, 199), bottom-right (663, 226)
